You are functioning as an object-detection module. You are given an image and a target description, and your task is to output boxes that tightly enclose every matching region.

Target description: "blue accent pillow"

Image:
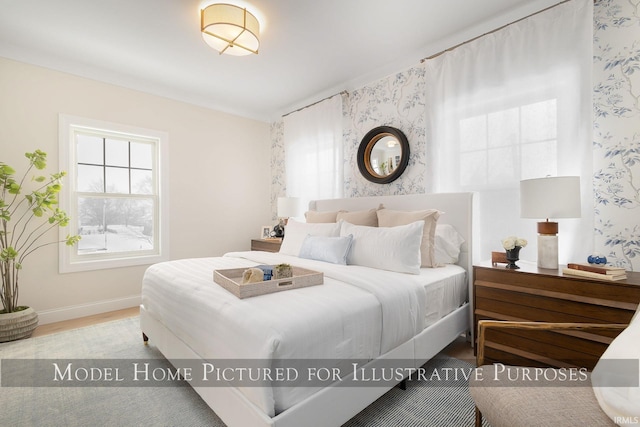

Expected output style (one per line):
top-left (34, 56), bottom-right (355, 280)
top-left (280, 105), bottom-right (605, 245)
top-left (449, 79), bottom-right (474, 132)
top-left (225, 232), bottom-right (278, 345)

top-left (298, 234), bottom-right (354, 265)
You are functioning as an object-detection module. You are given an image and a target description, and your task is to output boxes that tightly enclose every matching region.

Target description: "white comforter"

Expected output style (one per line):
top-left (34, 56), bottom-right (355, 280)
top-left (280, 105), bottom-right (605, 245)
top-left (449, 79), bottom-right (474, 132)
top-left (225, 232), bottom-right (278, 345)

top-left (141, 251), bottom-right (434, 416)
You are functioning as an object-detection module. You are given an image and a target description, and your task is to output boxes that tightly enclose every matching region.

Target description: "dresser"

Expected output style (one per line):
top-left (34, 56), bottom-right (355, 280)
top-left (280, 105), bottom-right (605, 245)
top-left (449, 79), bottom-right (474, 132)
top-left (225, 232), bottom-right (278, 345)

top-left (250, 239), bottom-right (282, 253)
top-left (473, 260), bottom-right (640, 369)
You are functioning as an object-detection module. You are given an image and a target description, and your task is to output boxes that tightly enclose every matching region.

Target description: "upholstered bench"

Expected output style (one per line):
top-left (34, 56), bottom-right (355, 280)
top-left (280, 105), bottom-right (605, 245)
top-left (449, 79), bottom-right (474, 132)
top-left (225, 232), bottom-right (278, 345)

top-left (470, 304), bottom-right (640, 427)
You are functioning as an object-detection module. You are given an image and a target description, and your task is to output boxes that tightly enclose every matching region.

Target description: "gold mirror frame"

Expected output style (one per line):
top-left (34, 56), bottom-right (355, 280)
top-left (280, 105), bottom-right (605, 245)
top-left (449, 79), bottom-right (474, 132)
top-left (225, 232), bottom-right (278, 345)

top-left (357, 126), bottom-right (410, 184)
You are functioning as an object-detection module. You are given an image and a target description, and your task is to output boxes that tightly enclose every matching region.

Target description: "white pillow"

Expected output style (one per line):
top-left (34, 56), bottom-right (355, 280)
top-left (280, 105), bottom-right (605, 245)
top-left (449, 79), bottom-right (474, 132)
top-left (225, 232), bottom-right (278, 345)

top-left (591, 305), bottom-right (640, 426)
top-left (340, 221), bottom-right (424, 275)
top-left (434, 224), bottom-right (465, 264)
top-left (299, 234), bottom-right (354, 265)
top-left (376, 208), bottom-right (441, 267)
top-left (279, 219), bottom-right (341, 256)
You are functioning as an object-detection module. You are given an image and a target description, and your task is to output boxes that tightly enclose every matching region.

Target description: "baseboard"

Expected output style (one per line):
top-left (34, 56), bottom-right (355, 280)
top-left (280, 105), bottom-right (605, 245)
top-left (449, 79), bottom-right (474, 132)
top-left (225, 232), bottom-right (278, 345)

top-left (36, 295), bottom-right (141, 325)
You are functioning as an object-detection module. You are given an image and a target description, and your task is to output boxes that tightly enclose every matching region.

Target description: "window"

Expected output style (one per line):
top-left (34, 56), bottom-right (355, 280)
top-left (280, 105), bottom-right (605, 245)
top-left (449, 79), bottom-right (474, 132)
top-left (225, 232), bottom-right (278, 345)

top-left (425, 0), bottom-right (592, 265)
top-left (283, 94), bottom-right (343, 201)
top-left (59, 115), bottom-right (169, 272)
top-left (458, 98), bottom-right (558, 189)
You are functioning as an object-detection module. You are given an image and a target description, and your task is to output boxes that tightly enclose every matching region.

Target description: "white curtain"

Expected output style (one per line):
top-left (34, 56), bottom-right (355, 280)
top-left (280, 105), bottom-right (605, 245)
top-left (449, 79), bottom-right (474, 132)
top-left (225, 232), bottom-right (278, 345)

top-left (284, 95), bottom-right (344, 203)
top-left (425, 0), bottom-right (593, 264)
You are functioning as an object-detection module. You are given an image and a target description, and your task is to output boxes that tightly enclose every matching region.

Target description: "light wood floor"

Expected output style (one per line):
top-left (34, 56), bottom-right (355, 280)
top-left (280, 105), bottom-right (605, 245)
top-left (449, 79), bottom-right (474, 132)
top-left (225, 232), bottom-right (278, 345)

top-left (30, 306), bottom-right (474, 360)
top-left (31, 306), bottom-right (140, 338)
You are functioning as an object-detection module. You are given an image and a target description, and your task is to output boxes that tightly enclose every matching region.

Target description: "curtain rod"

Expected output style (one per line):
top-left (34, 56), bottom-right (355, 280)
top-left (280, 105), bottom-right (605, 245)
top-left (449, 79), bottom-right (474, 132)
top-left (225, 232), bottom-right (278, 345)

top-left (420, 0), bottom-right (572, 62)
top-left (282, 90), bottom-right (349, 118)
top-left (283, 0), bottom-right (574, 117)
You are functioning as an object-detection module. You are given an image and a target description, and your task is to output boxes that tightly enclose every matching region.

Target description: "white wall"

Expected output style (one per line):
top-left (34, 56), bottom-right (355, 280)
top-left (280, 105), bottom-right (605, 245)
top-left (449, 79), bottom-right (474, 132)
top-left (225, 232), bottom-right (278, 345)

top-left (0, 57), bottom-right (271, 323)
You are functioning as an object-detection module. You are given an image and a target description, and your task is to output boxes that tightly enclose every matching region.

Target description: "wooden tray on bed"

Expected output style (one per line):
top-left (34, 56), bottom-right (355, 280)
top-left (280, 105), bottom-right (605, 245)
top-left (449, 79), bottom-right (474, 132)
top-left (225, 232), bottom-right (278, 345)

top-left (213, 266), bottom-right (324, 298)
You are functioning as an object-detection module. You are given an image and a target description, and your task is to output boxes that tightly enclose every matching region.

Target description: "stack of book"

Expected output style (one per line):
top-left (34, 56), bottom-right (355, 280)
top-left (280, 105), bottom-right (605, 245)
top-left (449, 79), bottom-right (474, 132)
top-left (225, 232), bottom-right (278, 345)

top-left (563, 263), bottom-right (627, 281)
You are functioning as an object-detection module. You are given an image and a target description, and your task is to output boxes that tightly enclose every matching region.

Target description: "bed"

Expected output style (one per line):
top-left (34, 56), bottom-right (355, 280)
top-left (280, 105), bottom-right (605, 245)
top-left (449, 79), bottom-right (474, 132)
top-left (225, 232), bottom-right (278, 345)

top-left (140, 192), bottom-right (476, 427)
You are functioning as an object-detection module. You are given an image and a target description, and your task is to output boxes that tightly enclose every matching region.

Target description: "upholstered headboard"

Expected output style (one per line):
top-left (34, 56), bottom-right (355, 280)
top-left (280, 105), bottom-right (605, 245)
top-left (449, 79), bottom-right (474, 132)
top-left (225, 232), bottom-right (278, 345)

top-left (309, 192), bottom-right (477, 333)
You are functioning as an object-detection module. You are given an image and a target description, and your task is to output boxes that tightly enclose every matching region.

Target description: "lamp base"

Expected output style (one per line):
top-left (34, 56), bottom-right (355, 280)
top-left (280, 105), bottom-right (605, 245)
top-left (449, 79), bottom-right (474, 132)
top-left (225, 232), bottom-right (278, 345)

top-left (537, 234), bottom-right (558, 269)
top-left (272, 219), bottom-right (285, 238)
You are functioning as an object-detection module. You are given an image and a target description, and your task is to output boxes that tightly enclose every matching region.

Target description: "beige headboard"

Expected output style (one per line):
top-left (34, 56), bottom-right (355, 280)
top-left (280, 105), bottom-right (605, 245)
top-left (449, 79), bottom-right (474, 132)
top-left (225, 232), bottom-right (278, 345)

top-left (309, 192), bottom-right (477, 333)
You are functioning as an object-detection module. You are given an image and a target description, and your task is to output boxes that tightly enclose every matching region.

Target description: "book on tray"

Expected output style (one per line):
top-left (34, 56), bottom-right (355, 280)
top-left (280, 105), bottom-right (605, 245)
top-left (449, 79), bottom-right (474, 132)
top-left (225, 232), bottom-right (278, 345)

top-left (563, 263), bottom-right (627, 281)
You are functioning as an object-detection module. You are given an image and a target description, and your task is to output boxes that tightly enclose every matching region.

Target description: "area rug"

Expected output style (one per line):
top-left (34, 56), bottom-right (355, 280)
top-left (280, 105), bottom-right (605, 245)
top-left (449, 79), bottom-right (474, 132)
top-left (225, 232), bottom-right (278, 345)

top-left (0, 317), bottom-right (488, 426)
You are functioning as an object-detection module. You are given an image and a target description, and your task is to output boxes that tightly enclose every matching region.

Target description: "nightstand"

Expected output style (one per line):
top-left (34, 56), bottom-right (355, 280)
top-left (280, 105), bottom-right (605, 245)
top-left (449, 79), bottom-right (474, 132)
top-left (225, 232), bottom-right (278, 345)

top-left (251, 239), bottom-right (282, 253)
top-left (473, 260), bottom-right (640, 369)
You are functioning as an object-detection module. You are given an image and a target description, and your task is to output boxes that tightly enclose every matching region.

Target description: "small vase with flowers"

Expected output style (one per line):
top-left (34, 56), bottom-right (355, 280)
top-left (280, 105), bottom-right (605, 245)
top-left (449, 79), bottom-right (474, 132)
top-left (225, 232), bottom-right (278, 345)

top-left (502, 236), bottom-right (528, 269)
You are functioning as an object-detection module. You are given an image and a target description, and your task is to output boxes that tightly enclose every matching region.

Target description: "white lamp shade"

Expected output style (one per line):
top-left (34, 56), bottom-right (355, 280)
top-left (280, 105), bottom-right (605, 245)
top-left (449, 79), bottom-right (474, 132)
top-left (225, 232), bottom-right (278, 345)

top-left (277, 197), bottom-right (301, 218)
top-left (201, 3), bottom-right (260, 56)
top-left (520, 176), bottom-right (581, 219)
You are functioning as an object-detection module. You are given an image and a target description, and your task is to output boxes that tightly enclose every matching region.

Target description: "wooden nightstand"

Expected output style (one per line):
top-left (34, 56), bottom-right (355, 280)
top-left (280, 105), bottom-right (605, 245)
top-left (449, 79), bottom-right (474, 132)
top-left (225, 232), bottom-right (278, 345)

top-left (473, 260), bottom-right (640, 369)
top-left (251, 239), bottom-right (282, 253)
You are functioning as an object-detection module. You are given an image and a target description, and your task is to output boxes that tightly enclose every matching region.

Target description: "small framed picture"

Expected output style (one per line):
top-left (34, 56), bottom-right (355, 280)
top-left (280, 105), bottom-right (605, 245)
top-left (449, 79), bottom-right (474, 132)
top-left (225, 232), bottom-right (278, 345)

top-left (261, 226), bottom-right (271, 239)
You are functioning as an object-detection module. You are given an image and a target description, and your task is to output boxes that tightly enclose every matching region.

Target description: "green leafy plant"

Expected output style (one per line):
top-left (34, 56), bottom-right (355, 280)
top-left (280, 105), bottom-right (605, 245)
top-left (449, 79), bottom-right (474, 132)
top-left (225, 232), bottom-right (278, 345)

top-left (0, 150), bottom-right (80, 314)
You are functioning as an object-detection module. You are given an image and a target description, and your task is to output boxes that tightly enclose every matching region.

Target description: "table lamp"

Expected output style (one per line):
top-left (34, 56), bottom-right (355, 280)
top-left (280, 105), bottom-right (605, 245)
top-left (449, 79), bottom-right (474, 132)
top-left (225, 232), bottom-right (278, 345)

top-left (520, 176), bottom-right (581, 269)
top-left (274, 197), bottom-right (301, 237)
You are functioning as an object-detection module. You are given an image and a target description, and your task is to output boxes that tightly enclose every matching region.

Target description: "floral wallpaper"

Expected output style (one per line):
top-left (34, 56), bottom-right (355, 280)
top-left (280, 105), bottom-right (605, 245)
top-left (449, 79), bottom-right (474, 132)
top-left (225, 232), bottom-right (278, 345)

top-left (269, 68), bottom-right (426, 219)
top-left (271, 0), bottom-right (640, 271)
top-left (593, 0), bottom-right (640, 270)
top-left (343, 67), bottom-right (426, 198)
top-left (269, 120), bottom-right (285, 221)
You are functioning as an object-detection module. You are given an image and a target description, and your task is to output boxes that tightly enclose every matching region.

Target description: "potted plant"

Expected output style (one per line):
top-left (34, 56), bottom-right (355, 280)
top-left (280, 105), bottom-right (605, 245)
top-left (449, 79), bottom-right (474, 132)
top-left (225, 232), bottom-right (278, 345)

top-left (0, 150), bottom-right (80, 342)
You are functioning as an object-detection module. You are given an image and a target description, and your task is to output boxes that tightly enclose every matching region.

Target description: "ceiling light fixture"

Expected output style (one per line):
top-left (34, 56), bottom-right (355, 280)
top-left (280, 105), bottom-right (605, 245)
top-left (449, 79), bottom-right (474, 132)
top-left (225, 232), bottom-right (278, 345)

top-left (200, 3), bottom-right (260, 56)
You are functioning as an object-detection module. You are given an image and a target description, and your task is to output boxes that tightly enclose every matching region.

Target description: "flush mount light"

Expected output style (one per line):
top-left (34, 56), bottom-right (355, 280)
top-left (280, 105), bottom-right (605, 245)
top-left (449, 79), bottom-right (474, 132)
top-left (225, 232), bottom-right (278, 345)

top-left (201, 3), bottom-right (260, 56)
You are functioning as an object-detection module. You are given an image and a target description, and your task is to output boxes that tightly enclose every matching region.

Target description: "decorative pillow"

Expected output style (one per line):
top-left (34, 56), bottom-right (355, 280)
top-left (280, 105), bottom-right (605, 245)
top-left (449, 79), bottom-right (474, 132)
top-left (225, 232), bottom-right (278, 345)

top-left (299, 234), bottom-right (354, 265)
top-left (376, 209), bottom-right (441, 267)
top-left (336, 205), bottom-right (383, 227)
top-left (434, 224), bottom-right (465, 264)
top-left (591, 304), bottom-right (640, 426)
top-left (279, 219), bottom-right (341, 256)
top-left (304, 210), bottom-right (339, 223)
top-left (340, 221), bottom-right (424, 275)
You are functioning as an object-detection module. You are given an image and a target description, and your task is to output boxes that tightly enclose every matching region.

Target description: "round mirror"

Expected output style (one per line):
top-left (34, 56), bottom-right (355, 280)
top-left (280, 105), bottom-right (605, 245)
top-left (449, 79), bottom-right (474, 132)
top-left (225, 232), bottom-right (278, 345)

top-left (357, 126), bottom-right (410, 184)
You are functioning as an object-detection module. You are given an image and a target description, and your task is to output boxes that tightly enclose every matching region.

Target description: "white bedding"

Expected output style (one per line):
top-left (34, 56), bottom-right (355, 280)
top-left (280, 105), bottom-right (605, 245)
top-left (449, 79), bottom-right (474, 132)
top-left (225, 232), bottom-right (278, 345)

top-left (141, 250), bottom-right (466, 416)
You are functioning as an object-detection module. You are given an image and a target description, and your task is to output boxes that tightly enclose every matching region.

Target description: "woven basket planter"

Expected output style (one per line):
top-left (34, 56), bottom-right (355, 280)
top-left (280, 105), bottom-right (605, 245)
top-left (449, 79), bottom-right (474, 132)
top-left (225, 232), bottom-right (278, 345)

top-left (0, 306), bottom-right (39, 342)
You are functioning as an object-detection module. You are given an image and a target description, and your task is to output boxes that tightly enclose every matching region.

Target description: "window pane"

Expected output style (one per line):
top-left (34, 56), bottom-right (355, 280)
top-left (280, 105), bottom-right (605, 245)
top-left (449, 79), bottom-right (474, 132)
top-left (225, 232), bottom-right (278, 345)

top-left (77, 134), bottom-right (103, 164)
top-left (521, 141), bottom-right (557, 179)
top-left (105, 139), bottom-right (129, 167)
top-left (488, 107), bottom-right (519, 148)
top-left (487, 146), bottom-right (518, 185)
top-left (522, 99), bottom-right (557, 143)
top-left (105, 167), bottom-right (129, 193)
top-left (77, 165), bottom-right (104, 192)
top-left (77, 197), bottom-right (154, 254)
top-left (131, 169), bottom-right (153, 194)
top-left (460, 116), bottom-right (487, 151)
top-left (460, 151), bottom-right (487, 187)
top-left (457, 98), bottom-right (558, 190)
top-left (131, 142), bottom-right (153, 169)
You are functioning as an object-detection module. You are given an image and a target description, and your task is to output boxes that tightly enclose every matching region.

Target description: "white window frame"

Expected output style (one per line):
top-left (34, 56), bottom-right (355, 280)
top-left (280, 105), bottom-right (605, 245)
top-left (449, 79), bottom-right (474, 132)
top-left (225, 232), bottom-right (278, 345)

top-left (58, 115), bottom-right (169, 273)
